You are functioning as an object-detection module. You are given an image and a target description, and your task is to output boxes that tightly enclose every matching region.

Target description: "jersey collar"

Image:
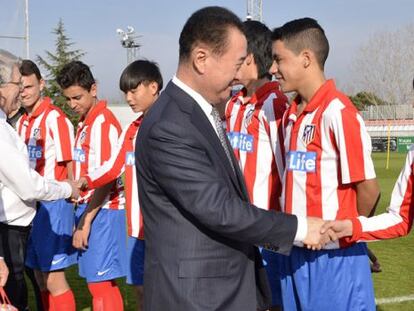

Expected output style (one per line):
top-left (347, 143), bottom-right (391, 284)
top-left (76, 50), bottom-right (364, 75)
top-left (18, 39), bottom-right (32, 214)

top-left (288, 79), bottom-right (336, 122)
top-left (79, 100), bottom-right (107, 128)
top-left (133, 113), bottom-right (144, 127)
top-left (254, 81), bottom-right (281, 103)
top-left (238, 81), bottom-right (281, 106)
top-left (28, 97), bottom-right (51, 119)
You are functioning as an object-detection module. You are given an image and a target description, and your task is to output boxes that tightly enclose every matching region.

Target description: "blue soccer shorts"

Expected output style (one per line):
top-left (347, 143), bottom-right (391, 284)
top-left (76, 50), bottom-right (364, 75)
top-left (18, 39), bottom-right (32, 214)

top-left (75, 204), bottom-right (127, 282)
top-left (126, 236), bottom-right (145, 286)
top-left (26, 199), bottom-right (77, 272)
top-left (279, 243), bottom-right (376, 311)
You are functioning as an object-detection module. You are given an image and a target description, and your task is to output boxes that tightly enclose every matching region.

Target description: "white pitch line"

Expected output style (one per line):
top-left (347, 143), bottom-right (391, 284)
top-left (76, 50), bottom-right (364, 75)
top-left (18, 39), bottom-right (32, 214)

top-left (376, 294), bottom-right (414, 305)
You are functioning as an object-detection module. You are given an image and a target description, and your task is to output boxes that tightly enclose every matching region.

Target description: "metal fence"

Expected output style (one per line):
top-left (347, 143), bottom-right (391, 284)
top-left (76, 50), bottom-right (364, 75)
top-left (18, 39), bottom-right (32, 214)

top-left (360, 104), bottom-right (414, 120)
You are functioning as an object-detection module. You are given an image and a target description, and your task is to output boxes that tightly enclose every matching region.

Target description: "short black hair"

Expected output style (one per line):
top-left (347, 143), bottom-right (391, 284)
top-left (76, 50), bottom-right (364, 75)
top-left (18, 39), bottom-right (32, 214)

top-left (119, 60), bottom-right (163, 93)
top-left (19, 59), bottom-right (42, 80)
top-left (271, 17), bottom-right (329, 69)
top-left (179, 6), bottom-right (245, 62)
top-left (57, 61), bottom-right (95, 91)
top-left (244, 20), bottom-right (272, 79)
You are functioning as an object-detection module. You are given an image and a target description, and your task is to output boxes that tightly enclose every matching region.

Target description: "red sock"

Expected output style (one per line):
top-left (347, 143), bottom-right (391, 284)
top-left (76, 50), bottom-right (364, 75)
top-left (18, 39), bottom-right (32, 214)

top-left (50, 290), bottom-right (76, 311)
top-left (109, 280), bottom-right (124, 311)
top-left (88, 281), bottom-right (117, 311)
top-left (40, 290), bottom-right (51, 311)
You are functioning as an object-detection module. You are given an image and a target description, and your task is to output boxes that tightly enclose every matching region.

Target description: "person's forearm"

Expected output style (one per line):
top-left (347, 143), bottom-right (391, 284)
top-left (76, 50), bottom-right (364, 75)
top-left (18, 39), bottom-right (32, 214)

top-left (66, 161), bottom-right (74, 180)
top-left (357, 192), bottom-right (380, 217)
top-left (0, 142), bottom-right (71, 201)
top-left (356, 179), bottom-right (380, 217)
top-left (78, 181), bottom-right (114, 228)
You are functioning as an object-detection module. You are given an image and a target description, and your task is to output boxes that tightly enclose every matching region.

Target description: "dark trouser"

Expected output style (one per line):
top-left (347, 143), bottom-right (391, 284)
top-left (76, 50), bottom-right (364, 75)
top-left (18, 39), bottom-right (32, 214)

top-left (0, 223), bottom-right (31, 311)
top-left (25, 266), bottom-right (44, 311)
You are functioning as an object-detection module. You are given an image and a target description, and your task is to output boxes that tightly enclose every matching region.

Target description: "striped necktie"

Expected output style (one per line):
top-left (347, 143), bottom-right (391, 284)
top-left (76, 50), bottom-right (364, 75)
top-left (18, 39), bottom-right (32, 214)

top-left (211, 107), bottom-right (236, 174)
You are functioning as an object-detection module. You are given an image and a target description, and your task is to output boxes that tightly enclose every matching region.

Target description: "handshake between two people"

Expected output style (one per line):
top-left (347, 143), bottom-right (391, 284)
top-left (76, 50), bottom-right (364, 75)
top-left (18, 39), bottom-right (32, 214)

top-left (302, 217), bottom-right (354, 250)
top-left (65, 179), bottom-right (355, 251)
top-left (64, 177), bottom-right (89, 202)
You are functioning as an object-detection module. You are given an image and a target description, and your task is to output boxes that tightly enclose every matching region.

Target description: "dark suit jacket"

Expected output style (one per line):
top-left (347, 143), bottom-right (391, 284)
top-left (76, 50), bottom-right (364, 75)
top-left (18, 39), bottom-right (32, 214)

top-left (136, 81), bottom-right (298, 311)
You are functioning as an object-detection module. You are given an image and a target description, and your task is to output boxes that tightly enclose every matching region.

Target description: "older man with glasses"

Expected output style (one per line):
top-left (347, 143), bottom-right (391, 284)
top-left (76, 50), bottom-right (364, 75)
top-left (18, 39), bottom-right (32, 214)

top-left (0, 49), bottom-right (79, 310)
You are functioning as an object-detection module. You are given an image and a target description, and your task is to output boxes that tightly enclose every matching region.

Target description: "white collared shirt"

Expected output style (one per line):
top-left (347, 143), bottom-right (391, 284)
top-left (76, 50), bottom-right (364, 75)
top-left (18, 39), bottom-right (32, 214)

top-left (171, 76), bottom-right (307, 243)
top-left (0, 109), bottom-right (71, 226)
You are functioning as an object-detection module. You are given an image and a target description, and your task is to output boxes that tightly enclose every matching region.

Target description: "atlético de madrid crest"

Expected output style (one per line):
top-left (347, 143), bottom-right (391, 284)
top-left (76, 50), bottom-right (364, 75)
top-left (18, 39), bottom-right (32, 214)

top-left (80, 131), bottom-right (87, 144)
top-left (33, 128), bottom-right (41, 140)
top-left (301, 124), bottom-right (316, 145)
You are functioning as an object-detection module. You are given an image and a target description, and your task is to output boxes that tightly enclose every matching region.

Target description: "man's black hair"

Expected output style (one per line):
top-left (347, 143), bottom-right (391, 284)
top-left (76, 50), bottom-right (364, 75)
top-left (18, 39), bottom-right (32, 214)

top-left (119, 59), bottom-right (163, 93)
top-left (179, 6), bottom-right (245, 62)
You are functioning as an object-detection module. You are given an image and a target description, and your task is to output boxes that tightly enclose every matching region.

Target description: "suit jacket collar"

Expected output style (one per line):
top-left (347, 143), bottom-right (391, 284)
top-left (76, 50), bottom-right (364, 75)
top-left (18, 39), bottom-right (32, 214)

top-left (165, 81), bottom-right (249, 201)
top-left (171, 75), bottom-right (212, 117)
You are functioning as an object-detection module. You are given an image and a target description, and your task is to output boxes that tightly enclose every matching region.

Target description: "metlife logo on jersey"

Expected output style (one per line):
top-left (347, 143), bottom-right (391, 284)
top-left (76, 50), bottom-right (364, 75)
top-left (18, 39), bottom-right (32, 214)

top-left (125, 152), bottom-right (135, 166)
top-left (74, 148), bottom-right (86, 163)
top-left (27, 145), bottom-right (43, 160)
top-left (227, 132), bottom-right (254, 153)
top-left (287, 151), bottom-right (317, 173)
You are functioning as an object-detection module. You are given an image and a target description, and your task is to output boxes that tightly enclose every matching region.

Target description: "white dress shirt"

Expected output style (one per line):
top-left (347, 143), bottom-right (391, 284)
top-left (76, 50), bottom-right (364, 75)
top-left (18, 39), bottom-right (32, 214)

top-left (171, 76), bottom-right (307, 243)
top-left (0, 109), bottom-right (71, 226)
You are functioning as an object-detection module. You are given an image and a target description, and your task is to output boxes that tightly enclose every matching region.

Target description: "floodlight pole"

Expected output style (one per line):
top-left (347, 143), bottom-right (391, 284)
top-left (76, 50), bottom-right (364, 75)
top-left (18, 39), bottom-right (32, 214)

top-left (0, 0), bottom-right (30, 58)
top-left (25, 0), bottom-right (29, 58)
top-left (116, 26), bottom-right (141, 64)
top-left (246, 0), bottom-right (263, 22)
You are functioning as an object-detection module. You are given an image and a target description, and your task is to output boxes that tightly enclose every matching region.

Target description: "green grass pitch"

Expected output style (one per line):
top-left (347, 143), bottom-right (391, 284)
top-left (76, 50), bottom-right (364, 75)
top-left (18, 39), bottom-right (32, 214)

top-left (26, 152), bottom-right (413, 310)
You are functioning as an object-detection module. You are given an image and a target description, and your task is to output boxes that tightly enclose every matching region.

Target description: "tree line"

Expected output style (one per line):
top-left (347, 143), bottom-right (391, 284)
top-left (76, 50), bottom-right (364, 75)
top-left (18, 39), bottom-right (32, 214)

top-left (39, 20), bottom-right (414, 121)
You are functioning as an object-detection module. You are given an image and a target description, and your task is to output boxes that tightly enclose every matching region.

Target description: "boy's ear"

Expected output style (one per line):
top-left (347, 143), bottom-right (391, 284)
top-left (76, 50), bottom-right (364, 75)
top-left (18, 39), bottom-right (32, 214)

top-left (90, 83), bottom-right (98, 97)
top-left (149, 81), bottom-right (159, 95)
top-left (39, 78), bottom-right (46, 92)
top-left (302, 50), bottom-right (312, 68)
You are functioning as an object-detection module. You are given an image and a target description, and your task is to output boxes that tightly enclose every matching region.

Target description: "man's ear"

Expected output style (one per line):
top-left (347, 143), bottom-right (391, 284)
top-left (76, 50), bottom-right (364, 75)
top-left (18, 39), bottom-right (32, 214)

top-left (90, 83), bottom-right (98, 97)
top-left (192, 45), bottom-right (209, 74)
top-left (0, 91), bottom-right (5, 108)
top-left (245, 53), bottom-right (254, 66)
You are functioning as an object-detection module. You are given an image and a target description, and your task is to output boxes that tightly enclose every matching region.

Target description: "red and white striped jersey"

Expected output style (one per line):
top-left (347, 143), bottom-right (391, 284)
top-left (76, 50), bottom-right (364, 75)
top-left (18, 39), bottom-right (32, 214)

top-left (281, 80), bottom-right (376, 249)
top-left (16, 97), bottom-right (74, 181)
top-left (73, 100), bottom-right (125, 209)
top-left (84, 115), bottom-right (143, 238)
top-left (225, 81), bottom-right (287, 211)
top-left (351, 147), bottom-right (414, 241)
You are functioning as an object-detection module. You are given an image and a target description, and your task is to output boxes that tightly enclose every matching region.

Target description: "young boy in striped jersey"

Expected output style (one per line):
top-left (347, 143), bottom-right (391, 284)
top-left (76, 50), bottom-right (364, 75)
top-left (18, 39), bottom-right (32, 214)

top-left (17, 59), bottom-right (77, 311)
top-left (270, 18), bottom-right (380, 311)
top-left (57, 61), bottom-right (126, 311)
top-left (324, 79), bottom-right (414, 241)
top-left (75, 59), bottom-right (162, 311)
top-left (224, 20), bottom-right (287, 310)
top-left (323, 143), bottom-right (414, 239)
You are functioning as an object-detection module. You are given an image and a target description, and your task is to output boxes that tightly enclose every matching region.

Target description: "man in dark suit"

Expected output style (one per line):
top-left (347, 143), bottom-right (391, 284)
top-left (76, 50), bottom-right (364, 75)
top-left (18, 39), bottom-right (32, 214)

top-left (136, 6), bottom-right (327, 311)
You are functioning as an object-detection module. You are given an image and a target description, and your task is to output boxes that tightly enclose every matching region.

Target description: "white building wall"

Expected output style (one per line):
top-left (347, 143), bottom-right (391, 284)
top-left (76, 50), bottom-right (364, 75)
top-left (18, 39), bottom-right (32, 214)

top-left (108, 104), bottom-right (139, 129)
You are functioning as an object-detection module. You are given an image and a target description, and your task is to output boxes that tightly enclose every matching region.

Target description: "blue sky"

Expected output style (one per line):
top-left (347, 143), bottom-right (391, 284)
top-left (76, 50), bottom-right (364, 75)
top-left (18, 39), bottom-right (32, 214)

top-left (2, 0), bottom-right (414, 101)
